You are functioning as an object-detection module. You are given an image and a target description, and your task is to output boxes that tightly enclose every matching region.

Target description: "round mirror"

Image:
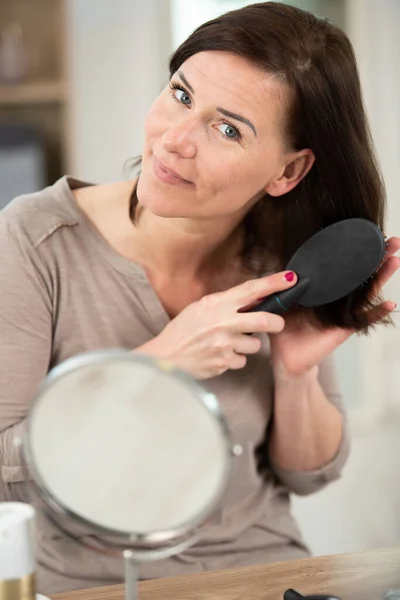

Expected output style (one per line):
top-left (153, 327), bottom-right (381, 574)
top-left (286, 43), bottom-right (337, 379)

top-left (23, 351), bottom-right (238, 598)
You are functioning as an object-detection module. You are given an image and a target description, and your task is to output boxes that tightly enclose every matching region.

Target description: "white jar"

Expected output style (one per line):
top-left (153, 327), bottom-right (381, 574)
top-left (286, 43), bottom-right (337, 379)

top-left (0, 503), bottom-right (35, 600)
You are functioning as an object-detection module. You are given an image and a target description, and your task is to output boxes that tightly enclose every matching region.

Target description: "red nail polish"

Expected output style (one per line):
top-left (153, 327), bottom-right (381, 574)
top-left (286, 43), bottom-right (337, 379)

top-left (285, 271), bottom-right (295, 282)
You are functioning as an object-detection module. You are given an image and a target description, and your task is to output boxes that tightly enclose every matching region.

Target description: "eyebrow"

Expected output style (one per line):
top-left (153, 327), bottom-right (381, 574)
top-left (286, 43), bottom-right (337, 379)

top-left (177, 71), bottom-right (194, 93)
top-left (216, 107), bottom-right (257, 137)
top-left (176, 71), bottom-right (257, 137)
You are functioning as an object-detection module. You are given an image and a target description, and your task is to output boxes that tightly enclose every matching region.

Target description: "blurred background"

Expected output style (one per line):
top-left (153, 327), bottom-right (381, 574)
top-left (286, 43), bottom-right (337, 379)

top-left (0, 0), bottom-right (399, 558)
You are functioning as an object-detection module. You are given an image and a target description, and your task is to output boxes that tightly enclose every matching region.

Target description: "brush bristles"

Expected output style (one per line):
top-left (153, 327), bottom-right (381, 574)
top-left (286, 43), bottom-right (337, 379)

top-left (360, 238), bottom-right (388, 286)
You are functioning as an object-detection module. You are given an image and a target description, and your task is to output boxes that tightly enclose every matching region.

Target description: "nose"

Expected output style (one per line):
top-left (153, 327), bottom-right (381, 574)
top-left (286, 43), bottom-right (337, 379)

top-left (162, 116), bottom-right (197, 159)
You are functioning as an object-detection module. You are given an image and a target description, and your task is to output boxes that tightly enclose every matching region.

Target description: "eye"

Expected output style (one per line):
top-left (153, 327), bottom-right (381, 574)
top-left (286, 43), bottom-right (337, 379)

top-left (169, 83), bottom-right (191, 106)
top-left (168, 81), bottom-right (242, 142)
top-left (218, 123), bottom-right (242, 141)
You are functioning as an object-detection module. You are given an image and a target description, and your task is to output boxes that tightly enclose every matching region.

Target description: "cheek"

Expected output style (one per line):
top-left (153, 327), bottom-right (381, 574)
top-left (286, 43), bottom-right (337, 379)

top-left (144, 95), bottom-right (169, 139)
top-left (144, 108), bottom-right (160, 141)
top-left (201, 150), bottom-right (279, 212)
top-left (206, 153), bottom-right (264, 195)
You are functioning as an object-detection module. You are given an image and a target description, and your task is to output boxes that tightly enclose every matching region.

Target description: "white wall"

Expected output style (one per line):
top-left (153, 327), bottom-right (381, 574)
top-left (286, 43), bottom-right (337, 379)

top-left (66, 0), bottom-right (172, 183)
top-left (292, 419), bottom-right (400, 556)
top-left (170, 0), bottom-right (345, 49)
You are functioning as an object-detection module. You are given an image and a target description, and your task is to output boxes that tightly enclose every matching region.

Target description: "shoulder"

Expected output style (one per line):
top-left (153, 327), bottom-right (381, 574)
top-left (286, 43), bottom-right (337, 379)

top-left (0, 176), bottom-right (84, 250)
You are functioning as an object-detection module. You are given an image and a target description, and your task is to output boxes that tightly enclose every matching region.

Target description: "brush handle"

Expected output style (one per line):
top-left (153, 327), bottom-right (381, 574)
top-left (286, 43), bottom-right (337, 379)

top-left (247, 278), bottom-right (310, 315)
top-left (248, 294), bottom-right (289, 315)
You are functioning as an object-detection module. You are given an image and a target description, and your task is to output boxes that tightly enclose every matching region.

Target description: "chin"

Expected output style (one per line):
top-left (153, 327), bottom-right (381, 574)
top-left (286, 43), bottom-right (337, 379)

top-left (137, 191), bottom-right (189, 218)
top-left (136, 178), bottom-right (198, 219)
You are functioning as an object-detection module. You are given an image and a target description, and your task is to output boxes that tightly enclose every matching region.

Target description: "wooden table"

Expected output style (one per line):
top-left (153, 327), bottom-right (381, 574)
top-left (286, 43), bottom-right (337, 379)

top-left (52, 547), bottom-right (400, 600)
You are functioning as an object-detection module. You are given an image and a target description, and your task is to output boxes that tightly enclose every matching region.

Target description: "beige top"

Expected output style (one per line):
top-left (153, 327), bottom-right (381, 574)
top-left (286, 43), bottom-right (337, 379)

top-left (0, 177), bottom-right (349, 594)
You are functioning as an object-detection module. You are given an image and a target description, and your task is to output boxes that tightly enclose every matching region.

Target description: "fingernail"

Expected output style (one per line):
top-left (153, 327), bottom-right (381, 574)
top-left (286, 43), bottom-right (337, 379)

top-left (285, 271), bottom-right (295, 282)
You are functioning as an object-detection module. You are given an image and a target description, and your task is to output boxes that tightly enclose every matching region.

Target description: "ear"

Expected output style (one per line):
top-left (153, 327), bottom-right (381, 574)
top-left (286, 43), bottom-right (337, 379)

top-left (265, 149), bottom-right (315, 197)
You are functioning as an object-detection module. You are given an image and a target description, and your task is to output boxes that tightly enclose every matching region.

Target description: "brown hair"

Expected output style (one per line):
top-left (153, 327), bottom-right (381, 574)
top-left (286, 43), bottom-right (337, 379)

top-left (130, 2), bottom-right (387, 331)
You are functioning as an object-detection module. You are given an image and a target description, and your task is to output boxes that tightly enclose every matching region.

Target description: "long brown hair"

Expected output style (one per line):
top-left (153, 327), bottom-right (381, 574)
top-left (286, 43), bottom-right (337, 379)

top-left (130, 2), bottom-right (387, 331)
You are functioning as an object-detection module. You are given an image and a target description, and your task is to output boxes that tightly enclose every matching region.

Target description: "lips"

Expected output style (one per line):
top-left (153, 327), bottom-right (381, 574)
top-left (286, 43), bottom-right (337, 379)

top-left (153, 156), bottom-right (192, 184)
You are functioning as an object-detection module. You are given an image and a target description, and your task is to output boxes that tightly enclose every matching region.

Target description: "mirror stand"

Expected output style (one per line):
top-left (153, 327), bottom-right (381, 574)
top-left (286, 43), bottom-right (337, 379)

top-left (123, 551), bottom-right (139, 600)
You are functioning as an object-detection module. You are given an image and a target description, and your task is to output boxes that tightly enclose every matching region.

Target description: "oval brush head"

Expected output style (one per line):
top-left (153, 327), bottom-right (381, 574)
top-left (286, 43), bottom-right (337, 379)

top-left (249, 218), bottom-right (387, 315)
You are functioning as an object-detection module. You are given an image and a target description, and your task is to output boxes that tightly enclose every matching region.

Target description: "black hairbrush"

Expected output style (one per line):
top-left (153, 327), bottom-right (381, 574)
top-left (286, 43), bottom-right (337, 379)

top-left (249, 218), bottom-right (386, 315)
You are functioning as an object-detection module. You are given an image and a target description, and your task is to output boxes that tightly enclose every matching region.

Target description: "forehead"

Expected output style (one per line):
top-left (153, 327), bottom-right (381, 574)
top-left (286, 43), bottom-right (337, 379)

top-left (176, 51), bottom-right (287, 134)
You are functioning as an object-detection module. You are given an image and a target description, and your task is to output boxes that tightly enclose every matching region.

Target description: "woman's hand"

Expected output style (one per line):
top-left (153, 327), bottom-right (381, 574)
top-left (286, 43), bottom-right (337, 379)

top-left (139, 271), bottom-right (297, 379)
top-left (270, 236), bottom-right (400, 382)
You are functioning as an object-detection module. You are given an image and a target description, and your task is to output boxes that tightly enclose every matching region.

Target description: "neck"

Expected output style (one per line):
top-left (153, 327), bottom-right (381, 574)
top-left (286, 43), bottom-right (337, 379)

top-left (133, 208), bottom-right (244, 280)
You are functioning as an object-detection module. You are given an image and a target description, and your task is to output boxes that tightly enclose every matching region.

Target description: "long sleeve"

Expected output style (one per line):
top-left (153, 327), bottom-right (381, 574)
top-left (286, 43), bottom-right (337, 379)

top-left (268, 354), bottom-right (350, 496)
top-left (0, 216), bottom-right (52, 501)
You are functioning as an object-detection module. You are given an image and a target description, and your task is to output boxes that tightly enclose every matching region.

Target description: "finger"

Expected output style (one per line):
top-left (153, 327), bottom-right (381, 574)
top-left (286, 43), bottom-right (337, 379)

top-left (229, 353), bottom-right (247, 371)
top-left (226, 271), bottom-right (298, 309)
top-left (365, 300), bottom-right (397, 324)
top-left (372, 255), bottom-right (400, 294)
top-left (385, 236), bottom-right (400, 257)
top-left (370, 236), bottom-right (400, 293)
top-left (232, 333), bottom-right (262, 355)
top-left (234, 310), bottom-right (285, 334)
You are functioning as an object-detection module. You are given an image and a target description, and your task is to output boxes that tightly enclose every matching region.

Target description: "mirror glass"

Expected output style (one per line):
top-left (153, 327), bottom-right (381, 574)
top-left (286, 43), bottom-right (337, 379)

top-left (26, 352), bottom-right (233, 544)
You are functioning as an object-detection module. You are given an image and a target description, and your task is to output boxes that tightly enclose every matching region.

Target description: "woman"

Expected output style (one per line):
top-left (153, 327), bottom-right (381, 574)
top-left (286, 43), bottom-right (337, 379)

top-left (0, 1), bottom-right (398, 594)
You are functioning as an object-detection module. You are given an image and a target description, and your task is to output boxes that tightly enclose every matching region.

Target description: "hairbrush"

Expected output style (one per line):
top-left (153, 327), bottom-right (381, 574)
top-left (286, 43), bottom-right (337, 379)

top-left (248, 218), bottom-right (387, 315)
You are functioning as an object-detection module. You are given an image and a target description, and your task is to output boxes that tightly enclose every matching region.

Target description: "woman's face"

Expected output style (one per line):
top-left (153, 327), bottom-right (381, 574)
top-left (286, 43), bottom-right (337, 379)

top-left (137, 51), bottom-right (313, 221)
